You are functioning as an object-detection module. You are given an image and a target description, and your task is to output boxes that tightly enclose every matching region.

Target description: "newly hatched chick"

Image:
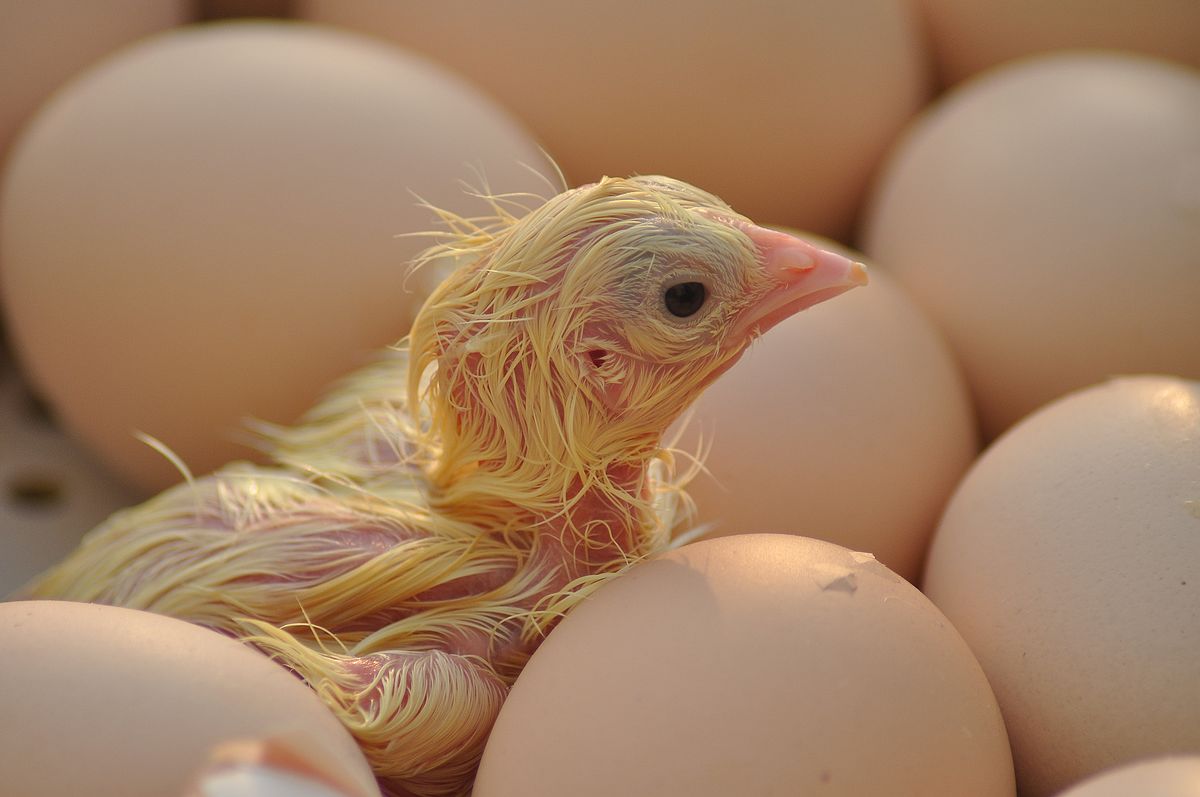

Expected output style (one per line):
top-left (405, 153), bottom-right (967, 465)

top-left (22, 176), bottom-right (866, 797)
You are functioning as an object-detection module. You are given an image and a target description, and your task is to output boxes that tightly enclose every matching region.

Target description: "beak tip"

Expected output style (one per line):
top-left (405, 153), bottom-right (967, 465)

top-left (850, 261), bottom-right (869, 287)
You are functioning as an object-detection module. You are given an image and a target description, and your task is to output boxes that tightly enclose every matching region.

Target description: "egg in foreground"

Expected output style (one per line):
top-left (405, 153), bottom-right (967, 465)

top-left (474, 534), bottom-right (1014, 796)
top-left (0, 600), bottom-right (379, 797)
top-left (923, 376), bottom-right (1200, 796)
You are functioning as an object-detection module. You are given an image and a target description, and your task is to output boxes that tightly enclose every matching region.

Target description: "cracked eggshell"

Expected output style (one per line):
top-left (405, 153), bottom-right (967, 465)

top-left (923, 377), bottom-right (1200, 797)
top-left (474, 534), bottom-right (1015, 797)
top-left (0, 600), bottom-right (380, 797)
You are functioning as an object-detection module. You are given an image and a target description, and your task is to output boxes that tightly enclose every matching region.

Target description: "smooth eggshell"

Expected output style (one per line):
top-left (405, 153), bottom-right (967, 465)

top-left (300, 0), bottom-right (929, 240)
top-left (669, 245), bottom-right (976, 583)
top-left (923, 376), bottom-right (1200, 796)
top-left (0, 21), bottom-right (555, 490)
top-left (0, 0), bottom-right (187, 163)
top-left (861, 52), bottom-right (1200, 440)
top-left (915, 0), bottom-right (1200, 86)
top-left (0, 600), bottom-right (380, 797)
top-left (474, 534), bottom-right (1015, 797)
top-left (1055, 757), bottom-right (1200, 797)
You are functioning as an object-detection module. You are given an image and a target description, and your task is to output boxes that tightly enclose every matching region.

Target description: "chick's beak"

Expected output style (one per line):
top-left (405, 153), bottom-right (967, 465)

top-left (733, 225), bottom-right (868, 339)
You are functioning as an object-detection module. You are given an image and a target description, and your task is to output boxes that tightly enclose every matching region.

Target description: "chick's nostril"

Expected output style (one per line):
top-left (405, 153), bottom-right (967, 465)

top-left (780, 256), bottom-right (816, 274)
top-left (762, 239), bottom-right (863, 289)
top-left (765, 243), bottom-right (820, 278)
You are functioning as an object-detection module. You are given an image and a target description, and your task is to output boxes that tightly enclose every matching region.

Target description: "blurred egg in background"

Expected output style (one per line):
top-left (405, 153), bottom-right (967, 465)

top-left (862, 51), bottom-right (1200, 440)
top-left (669, 241), bottom-right (976, 583)
top-left (0, 600), bottom-right (380, 797)
top-left (474, 535), bottom-right (1015, 797)
top-left (0, 0), bottom-right (188, 165)
top-left (923, 377), bottom-right (1200, 797)
top-left (0, 20), bottom-right (555, 492)
top-left (913, 0), bottom-right (1200, 86)
top-left (298, 0), bottom-right (931, 241)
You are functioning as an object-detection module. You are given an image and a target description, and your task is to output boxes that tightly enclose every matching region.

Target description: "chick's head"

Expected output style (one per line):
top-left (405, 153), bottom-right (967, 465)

top-left (409, 175), bottom-right (866, 476)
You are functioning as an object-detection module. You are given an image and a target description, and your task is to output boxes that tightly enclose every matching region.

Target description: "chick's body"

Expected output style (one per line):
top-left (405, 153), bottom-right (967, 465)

top-left (22, 176), bottom-right (866, 797)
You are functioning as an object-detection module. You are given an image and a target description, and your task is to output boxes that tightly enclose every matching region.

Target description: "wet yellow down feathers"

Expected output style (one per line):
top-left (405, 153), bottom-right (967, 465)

top-left (22, 175), bottom-right (866, 797)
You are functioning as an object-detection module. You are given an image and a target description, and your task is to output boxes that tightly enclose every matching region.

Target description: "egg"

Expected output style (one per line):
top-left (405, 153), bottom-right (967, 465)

top-left (0, 600), bottom-right (380, 797)
top-left (298, 0), bottom-right (930, 240)
top-left (0, 21), bottom-right (555, 491)
top-left (861, 52), bottom-right (1200, 440)
top-left (0, 0), bottom-right (187, 164)
top-left (922, 376), bottom-right (1200, 796)
top-left (1055, 757), bottom-right (1200, 797)
top-left (669, 242), bottom-right (976, 583)
top-left (914, 0), bottom-right (1200, 86)
top-left (0, 355), bottom-right (138, 595)
top-left (474, 534), bottom-right (1015, 796)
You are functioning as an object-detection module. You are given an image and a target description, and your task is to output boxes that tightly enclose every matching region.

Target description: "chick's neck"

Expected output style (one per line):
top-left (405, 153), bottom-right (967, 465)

top-left (421, 354), bottom-right (670, 571)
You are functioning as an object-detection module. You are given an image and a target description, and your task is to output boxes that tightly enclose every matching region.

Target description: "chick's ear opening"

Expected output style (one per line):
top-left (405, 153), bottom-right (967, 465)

top-left (575, 337), bottom-right (627, 411)
top-left (586, 349), bottom-right (611, 370)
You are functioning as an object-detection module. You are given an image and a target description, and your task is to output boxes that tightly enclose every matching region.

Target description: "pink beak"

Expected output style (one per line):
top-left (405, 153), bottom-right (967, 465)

top-left (731, 225), bottom-right (868, 339)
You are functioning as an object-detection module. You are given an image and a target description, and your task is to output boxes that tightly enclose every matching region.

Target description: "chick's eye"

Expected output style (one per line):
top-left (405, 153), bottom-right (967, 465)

top-left (663, 281), bottom-right (707, 318)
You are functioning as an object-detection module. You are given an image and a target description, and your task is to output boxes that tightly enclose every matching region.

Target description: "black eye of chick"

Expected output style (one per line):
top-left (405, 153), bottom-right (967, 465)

top-left (663, 281), bottom-right (707, 318)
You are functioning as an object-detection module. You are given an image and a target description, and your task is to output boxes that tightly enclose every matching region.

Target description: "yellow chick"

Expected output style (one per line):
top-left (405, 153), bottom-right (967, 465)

top-left (22, 176), bottom-right (866, 797)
